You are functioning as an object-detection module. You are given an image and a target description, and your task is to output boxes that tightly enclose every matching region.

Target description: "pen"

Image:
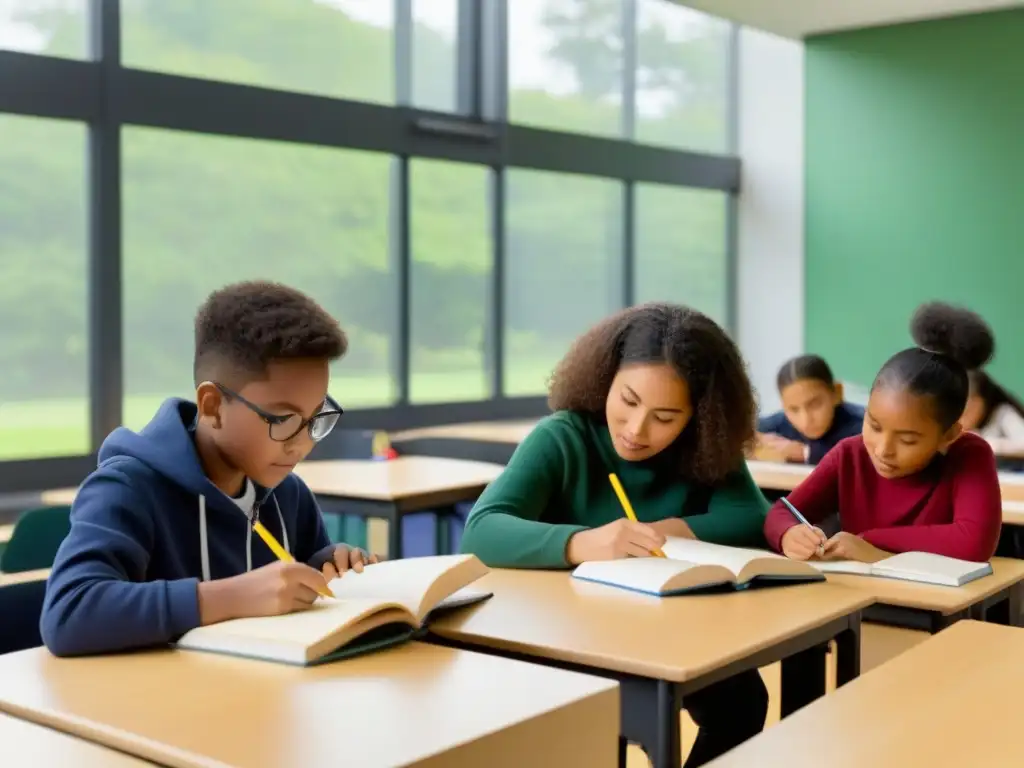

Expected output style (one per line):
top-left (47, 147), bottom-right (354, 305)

top-left (608, 473), bottom-right (667, 558)
top-left (779, 497), bottom-right (826, 554)
top-left (252, 521), bottom-right (334, 598)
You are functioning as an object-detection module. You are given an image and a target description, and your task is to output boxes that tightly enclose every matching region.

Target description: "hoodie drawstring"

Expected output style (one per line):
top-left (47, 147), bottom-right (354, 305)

top-left (198, 491), bottom-right (290, 582)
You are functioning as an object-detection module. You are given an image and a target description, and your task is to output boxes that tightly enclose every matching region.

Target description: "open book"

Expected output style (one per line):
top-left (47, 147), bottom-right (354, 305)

top-left (809, 551), bottom-right (993, 587)
top-left (571, 538), bottom-right (824, 597)
top-left (176, 554), bottom-right (490, 666)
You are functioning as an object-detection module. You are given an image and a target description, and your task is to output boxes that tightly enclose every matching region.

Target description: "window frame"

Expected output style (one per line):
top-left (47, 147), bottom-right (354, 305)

top-left (0, 0), bottom-right (740, 489)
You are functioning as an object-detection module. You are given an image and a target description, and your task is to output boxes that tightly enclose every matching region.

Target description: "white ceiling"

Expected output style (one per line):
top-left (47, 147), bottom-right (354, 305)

top-left (677, 0), bottom-right (1021, 38)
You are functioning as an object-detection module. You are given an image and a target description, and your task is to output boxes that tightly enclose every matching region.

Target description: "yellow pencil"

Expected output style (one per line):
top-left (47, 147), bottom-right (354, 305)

top-left (252, 521), bottom-right (333, 598)
top-left (608, 473), bottom-right (666, 558)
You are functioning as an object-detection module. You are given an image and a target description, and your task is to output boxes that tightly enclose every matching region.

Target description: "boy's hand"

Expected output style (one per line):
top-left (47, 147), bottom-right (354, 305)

top-left (198, 561), bottom-right (329, 625)
top-left (321, 544), bottom-right (380, 581)
top-left (760, 434), bottom-right (807, 463)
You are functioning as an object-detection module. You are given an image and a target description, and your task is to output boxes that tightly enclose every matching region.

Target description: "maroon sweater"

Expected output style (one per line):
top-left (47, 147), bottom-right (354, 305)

top-left (764, 432), bottom-right (1002, 562)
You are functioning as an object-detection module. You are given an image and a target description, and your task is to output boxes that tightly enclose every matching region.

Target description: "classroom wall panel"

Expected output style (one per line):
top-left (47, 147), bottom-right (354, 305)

top-left (805, 9), bottom-right (1024, 392)
top-left (737, 28), bottom-right (806, 413)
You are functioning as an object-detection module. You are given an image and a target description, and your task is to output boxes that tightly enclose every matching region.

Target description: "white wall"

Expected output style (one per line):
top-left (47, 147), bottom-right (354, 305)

top-left (735, 27), bottom-right (806, 413)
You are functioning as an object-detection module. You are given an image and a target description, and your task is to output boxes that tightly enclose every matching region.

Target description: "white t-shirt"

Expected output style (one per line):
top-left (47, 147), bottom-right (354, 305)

top-left (227, 478), bottom-right (257, 518)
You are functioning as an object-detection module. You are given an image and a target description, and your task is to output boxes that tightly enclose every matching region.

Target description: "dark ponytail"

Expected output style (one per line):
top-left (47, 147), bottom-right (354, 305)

top-left (776, 354), bottom-right (835, 392)
top-left (873, 302), bottom-right (995, 429)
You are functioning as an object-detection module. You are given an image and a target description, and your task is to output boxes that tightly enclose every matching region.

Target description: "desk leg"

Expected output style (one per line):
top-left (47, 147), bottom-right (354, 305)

top-left (833, 614), bottom-right (862, 688)
top-left (385, 504), bottom-right (403, 560)
top-left (779, 643), bottom-right (828, 717)
top-left (434, 505), bottom-right (455, 556)
top-left (618, 677), bottom-right (680, 768)
top-left (1010, 582), bottom-right (1024, 627)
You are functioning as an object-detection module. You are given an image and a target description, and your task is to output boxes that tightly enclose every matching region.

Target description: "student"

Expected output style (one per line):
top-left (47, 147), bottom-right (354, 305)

top-left (960, 369), bottom-right (1024, 458)
top-left (764, 302), bottom-right (1002, 564)
top-left (41, 281), bottom-right (376, 657)
top-left (460, 302), bottom-right (770, 768)
top-left (756, 354), bottom-right (864, 464)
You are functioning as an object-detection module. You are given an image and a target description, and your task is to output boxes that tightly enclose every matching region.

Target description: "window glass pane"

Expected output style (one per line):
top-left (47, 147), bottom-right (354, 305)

top-left (412, 0), bottom-right (457, 113)
top-left (410, 160), bottom-right (491, 403)
top-left (0, 115), bottom-right (87, 459)
top-left (635, 0), bottom-right (731, 153)
top-left (122, 128), bottom-right (395, 430)
top-left (505, 170), bottom-right (621, 396)
top-left (0, 0), bottom-right (87, 59)
top-left (634, 184), bottom-right (728, 323)
top-left (509, 0), bottom-right (623, 137)
top-left (122, 0), bottom-right (394, 103)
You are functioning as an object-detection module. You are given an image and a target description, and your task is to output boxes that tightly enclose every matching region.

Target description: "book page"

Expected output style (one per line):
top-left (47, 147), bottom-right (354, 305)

top-left (661, 537), bottom-right (785, 577)
top-left (573, 557), bottom-right (722, 594)
top-left (808, 559), bottom-right (875, 576)
top-left (176, 598), bottom-right (404, 651)
top-left (872, 552), bottom-right (992, 584)
top-left (327, 554), bottom-right (483, 620)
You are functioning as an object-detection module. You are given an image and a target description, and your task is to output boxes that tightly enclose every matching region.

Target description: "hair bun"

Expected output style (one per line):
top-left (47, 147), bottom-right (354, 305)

top-left (910, 301), bottom-right (994, 370)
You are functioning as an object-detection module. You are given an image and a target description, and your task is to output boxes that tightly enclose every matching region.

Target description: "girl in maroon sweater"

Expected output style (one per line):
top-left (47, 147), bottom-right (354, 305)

top-left (765, 302), bottom-right (1002, 564)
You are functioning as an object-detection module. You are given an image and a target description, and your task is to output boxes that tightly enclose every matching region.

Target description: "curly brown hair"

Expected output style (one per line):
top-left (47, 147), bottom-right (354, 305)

top-left (547, 302), bottom-right (756, 485)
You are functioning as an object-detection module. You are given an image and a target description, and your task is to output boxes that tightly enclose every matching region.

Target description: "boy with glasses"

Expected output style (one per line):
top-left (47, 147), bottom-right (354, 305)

top-left (41, 281), bottom-right (375, 657)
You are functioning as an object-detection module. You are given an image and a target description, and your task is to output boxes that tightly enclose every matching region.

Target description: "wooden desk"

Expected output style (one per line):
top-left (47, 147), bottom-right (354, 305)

top-left (826, 556), bottom-right (1024, 632)
top-left (294, 456), bottom-right (504, 559)
top-left (708, 620), bottom-right (1024, 767)
top-left (1003, 499), bottom-right (1024, 526)
top-left (999, 471), bottom-right (1024, 501)
top-left (0, 523), bottom-right (13, 545)
top-left (0, 568), bottom-right (50, 586)
top-left (744, 460), bottom-right (812, 492)
top-left (2, 712), bottom-right (156, 767)
top-left (390, 420), bottom-right (540, 465)
top-left (39, 488), bottom-right (77, 506)
top-left (0, 642), bottom-right (619, 768)
top-left (427, 569), bottom-right (871, 768)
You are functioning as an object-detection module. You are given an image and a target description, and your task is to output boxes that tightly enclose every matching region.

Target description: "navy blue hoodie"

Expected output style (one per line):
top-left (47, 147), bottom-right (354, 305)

top-left (758, 401), bottom-right (865, 465)
top-left (40, 398), bottom-right (334, 657)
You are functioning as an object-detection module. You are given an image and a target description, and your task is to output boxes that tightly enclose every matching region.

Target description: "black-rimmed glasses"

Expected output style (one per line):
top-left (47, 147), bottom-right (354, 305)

top-left (215, 383), bottom-right (343, 442)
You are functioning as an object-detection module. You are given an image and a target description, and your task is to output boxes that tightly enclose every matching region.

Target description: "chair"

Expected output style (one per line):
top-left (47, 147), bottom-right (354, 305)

top-left (0, 578), bottom-right (46, 653)
top-left (0, 506), bottom-right (71, 573)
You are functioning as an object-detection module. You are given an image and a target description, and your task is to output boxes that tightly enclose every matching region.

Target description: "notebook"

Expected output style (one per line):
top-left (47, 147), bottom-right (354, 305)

top-left (809, 551), bottom-right (993, 587)
top-left (175, 554), bottom-right (491, 666)
top-left (571, 537), bottom-right (824, 596)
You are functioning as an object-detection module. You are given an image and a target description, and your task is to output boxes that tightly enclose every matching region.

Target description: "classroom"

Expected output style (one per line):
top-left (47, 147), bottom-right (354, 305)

top-left (2, 1), bottom-right (1023, 766)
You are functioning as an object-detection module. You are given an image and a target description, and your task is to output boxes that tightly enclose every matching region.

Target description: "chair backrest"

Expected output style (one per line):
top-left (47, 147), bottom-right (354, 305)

top-left (0, 578), bottom-right (46, 653)
top-left (0, 506), bottom-right (71, 573)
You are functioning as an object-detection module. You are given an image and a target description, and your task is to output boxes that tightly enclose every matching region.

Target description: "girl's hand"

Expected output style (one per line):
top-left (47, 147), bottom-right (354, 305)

top-left (822, 533), bottom-right (889, 563)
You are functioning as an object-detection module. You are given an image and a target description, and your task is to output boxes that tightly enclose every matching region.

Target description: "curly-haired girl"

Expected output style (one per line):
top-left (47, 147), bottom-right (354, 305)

top-left (460, 302), bottom-right (770, 767)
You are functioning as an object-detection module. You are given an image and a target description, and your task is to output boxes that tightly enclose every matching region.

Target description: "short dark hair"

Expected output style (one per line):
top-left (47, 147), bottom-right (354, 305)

top-left (547, 302), bottom-right (756, 485)
top-left (193, 281), bottom-right (348, 386)
top-left (873, 301), bottom-right (995, 429)
top-left (776, 354), bottom-right (835, 391)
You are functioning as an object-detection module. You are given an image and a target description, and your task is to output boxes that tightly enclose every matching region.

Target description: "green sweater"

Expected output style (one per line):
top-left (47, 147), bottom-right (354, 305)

top-left (460, 411), bottom-right (769, 568)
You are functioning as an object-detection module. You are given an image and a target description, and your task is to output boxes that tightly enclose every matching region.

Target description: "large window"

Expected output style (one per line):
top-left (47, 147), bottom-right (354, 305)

top-left (122, 129), bottom-right (396, 429)
top-left (0, 0), bottom-right (739, 482)
top-left (634, 185), bottom-right (728, 322)
top-left (505, 170), bottom-right (621, 395)
top-left (0, 115), bottom-right (88, 460)
top-left (0, 0), bottom-right (87, 59)
top-left (410, 160), bottom-right (492, 404)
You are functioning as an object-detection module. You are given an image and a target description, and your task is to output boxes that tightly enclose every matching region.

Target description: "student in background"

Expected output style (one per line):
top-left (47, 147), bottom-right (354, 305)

top-left (41, 281), bottom-right (375, 657)
top-left (461, 302), bottom-right (770, 767)
top-left (959, 369), bottom-right (1024, 459)
top-left (756, 354), bottom-right (864, 464)
top-left (765, 302), bottom-right (1002, 564)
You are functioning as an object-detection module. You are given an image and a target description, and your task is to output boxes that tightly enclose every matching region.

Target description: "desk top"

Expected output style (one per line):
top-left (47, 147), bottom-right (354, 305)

top-left (429, 569), bottom-right (872, 683)
top-left (0, 523), bottom-right (12, 544)
top-left (390, 420), bottom-right (539, 445)
top-left (1003, 500), bottom-right (1024, 526)
top-left (39, 488), bottom-right (77, 506)
top-left (0, 568), bottom-right (50, 587)
top-left (826, 556), bottom-right (1024, 615)
top-left (0, 642), bottom-right (619, 768)
top-left (708, 620), bottom-right (1024, 767)
top-left (2, 712), bottom-right (155, 767)
top-left (745, 460), bottom-right (812, 491)
top-left (294, 455), bottom-right (504, 503)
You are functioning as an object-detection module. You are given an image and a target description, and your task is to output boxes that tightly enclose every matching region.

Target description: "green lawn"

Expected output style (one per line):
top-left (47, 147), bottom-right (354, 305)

top-left (0, 365), bottom-right (554, 461)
